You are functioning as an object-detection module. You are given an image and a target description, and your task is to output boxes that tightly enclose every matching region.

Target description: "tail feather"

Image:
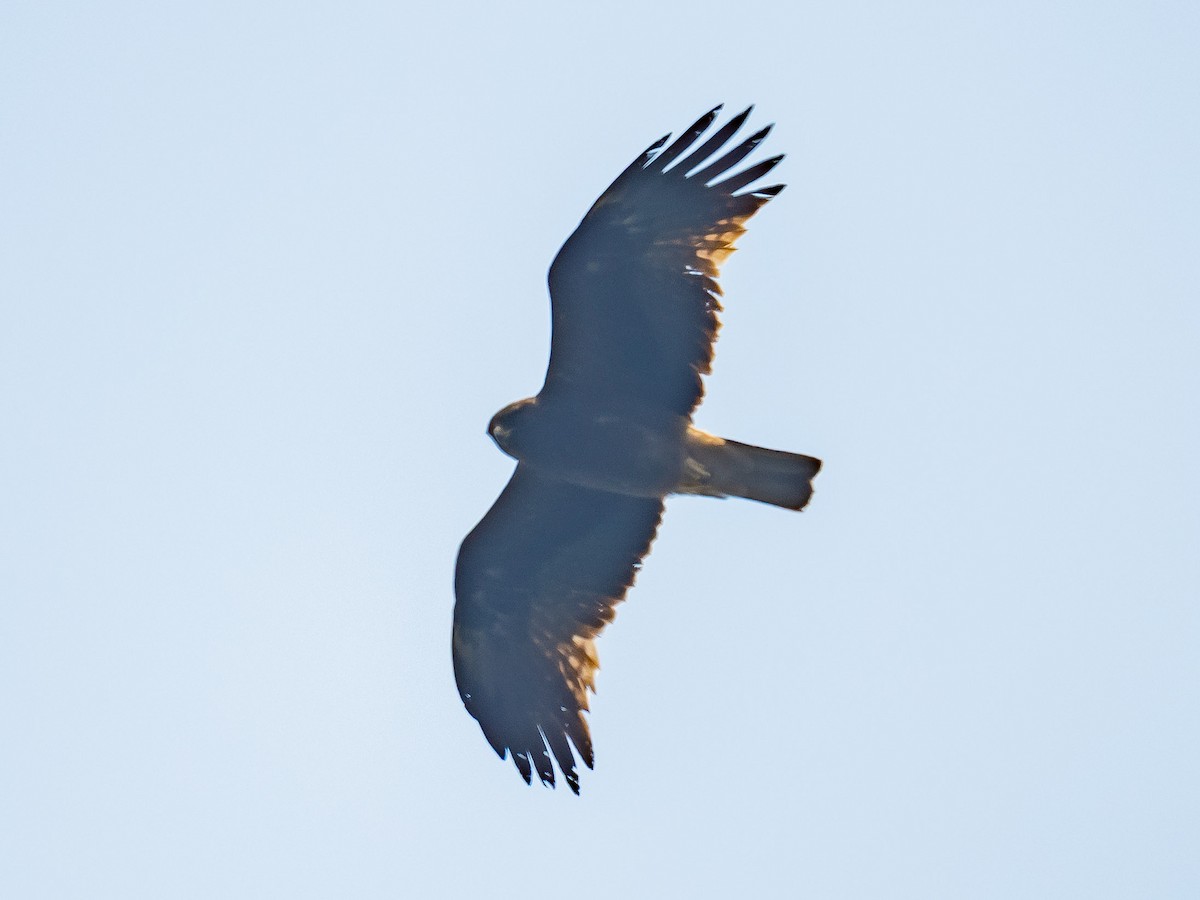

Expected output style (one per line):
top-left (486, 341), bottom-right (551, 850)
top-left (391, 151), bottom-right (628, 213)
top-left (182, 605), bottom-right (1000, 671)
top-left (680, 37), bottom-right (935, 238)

top-left (681, 430), bottom-right (821, 511)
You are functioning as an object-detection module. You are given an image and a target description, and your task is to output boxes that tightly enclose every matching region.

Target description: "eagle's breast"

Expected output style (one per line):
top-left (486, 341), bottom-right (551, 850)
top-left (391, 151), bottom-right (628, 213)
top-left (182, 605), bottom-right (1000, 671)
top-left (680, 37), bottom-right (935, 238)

top-left (504, 400), bottom-right (687, 499)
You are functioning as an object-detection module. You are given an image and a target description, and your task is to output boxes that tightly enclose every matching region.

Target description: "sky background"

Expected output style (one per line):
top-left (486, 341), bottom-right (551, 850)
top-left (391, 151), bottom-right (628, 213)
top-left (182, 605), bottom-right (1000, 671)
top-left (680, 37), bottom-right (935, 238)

top-left (3, 2), bottom-right (1198, 897)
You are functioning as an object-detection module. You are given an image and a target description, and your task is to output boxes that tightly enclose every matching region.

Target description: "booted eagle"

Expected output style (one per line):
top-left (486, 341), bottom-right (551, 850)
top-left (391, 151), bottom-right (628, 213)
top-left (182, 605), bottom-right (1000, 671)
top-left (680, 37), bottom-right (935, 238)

top-left (453, 106), bottom-right (821, 793)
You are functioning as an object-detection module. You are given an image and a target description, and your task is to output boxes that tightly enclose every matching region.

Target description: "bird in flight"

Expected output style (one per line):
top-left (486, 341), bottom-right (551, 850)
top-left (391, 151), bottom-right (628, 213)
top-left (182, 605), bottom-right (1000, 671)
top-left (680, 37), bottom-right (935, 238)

top-left (453, 106), bottom-right (821, 793)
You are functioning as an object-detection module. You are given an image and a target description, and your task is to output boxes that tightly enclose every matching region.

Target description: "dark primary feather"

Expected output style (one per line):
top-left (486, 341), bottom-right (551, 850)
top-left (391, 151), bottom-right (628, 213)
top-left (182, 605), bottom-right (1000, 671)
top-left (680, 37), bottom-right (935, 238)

top-left (652, 105), bottom-right (722, 170)
top-left (453, 466), bottom-right (663, 793)
top-left (542, 105), bottom-right (785, 418)
top-left (691, 128), bottom-right (774, 184)
top-left (668, 108), bottom-right (753, 176)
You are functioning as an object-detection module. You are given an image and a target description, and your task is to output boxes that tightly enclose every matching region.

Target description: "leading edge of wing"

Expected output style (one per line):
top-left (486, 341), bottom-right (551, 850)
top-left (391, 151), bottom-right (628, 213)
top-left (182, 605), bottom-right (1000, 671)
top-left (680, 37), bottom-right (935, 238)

top-left (452, 465), bottom-right (664, 794)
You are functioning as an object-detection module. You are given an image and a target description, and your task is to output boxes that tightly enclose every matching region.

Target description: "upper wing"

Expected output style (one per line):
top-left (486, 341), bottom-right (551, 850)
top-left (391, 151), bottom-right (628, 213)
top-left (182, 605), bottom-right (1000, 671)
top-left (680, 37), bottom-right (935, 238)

top-left (542, 105), bottom-right (785, 418)
top-left (453, 465), bottom-right (664, 793)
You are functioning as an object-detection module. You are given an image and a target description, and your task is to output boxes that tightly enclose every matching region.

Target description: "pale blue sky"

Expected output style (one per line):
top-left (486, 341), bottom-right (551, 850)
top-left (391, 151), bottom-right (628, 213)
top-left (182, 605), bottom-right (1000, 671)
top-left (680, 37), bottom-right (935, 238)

top-left (3, 2), bottom-right (1197, 897)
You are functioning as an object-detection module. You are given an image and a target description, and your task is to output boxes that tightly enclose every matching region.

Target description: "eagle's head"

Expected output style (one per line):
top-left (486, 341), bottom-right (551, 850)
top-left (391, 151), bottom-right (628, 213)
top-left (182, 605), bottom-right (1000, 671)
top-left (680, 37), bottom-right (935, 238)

top-left (487, 397), bottom-right (538, 459)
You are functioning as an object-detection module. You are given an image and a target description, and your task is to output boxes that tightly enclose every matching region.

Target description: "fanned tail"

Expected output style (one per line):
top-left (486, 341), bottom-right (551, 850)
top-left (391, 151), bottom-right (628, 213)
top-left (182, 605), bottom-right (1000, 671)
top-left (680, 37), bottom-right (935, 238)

top-left (680, 429), bottom-right (821, 511)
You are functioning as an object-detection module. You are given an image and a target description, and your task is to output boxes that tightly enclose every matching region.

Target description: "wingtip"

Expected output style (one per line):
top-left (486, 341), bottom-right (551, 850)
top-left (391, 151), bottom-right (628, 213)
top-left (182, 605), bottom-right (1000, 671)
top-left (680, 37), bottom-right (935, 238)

top-left (747, 124), bottom-right (772, 145)
top-left (696, 106), bottom-right (722, 133)
top-left (513, 750), bottom-right (534, 785)
top-left (717, 153), bottom-right (786, 195)
top-left (647, 133), bottom-right (670, 153)
top-left (563, 768), bottom-right (581, 794)
top-left (640, 133), bottom-right (671, 166)
top-left (654, 107), bottom-right (726, 172)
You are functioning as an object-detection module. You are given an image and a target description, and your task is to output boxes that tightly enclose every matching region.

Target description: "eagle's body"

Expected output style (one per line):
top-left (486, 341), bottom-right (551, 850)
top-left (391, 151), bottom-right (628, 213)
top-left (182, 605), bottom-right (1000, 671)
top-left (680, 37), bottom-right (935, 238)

top-left (489, 397), bottom-right (687, 499)
top-left (489, 396), bottom-right (816, 506)
top-left (453, 107), bottom-right (821, 793)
